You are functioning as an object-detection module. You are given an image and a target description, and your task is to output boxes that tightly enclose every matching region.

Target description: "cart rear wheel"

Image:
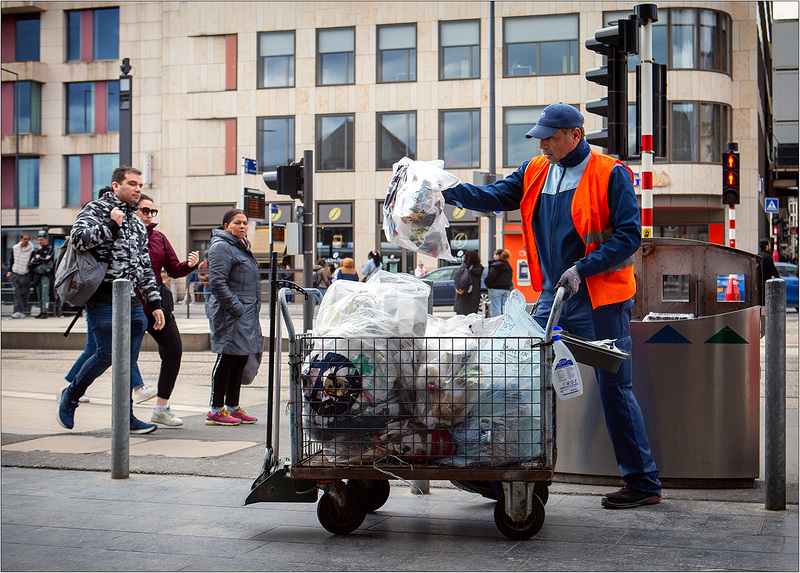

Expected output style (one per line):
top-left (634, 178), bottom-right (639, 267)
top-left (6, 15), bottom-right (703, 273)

top-left (493, 494), bottom-right (545, 540)
top-left (533, 482), bottom-right (549, 506)
top-left (352, 479), bottom-right (391, 512)
top-left (317, 482), bottom-right (367, 535)
top-left (451, 480), bottom-right (499, 500)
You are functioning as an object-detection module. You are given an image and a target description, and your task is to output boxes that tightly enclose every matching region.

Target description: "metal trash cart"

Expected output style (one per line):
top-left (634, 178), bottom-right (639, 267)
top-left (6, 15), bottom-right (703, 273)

top-left (246, 282), bottom-right (573, 540)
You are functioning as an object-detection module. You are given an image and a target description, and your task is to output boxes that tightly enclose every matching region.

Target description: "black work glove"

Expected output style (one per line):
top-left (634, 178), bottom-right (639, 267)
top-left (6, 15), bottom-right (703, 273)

top-left (555, 266), bottom-right (581, 300)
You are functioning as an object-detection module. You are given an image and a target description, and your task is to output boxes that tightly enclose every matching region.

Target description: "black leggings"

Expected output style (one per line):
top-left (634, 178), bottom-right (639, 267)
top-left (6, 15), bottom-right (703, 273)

top-left (146, 313), bottom-right (183, 400)
top-left (210, 353), bottom-right (248, 409)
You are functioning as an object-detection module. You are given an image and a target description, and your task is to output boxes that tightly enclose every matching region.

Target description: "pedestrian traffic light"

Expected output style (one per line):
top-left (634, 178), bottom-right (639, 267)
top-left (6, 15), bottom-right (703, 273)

top-left (722, 151), bottom-right (740, 206)
top-left (585, 17), bottom-right (638, 158)
top-left (262, 159), bottom-right (304, 200)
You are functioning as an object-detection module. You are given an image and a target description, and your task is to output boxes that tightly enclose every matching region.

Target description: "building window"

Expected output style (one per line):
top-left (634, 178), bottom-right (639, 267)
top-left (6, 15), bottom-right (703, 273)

top-left (1, 13), bottom-right (41, 62)
top-left (670, 101), bottom-right (731, 164)
top-left (440, 109), bottom-right (480, 168)
top-left (1, 81), bottom-right (42, 135)
top-left (440, 20), bottom-right (480, 80)
top-left (317, 28), bottom-right (355, 86)
top-left (604, 8), bottom-right (729, 73)
top-left (65, 153), bottom-right (118, 206)
top-left (504, 15), bottom-right (578, 77)
top-left (66, 81), bottom-right (119, 135)
top-left (377, 24), bottom-right (416, 83)
top-left (66, 7), bottom-right (119, 62)
top-left (1, 157), bottom-right (39, 208)
top-left (503, 107), bottom-right (543, 168)
top-left (258, 31), bottom-right (295, 88)
top-left (377, 111), bottom-right (416, 170)
top-left (257, 116), bottom-right (294, 171)
top-left (316, 114), bottom-right (354, 171)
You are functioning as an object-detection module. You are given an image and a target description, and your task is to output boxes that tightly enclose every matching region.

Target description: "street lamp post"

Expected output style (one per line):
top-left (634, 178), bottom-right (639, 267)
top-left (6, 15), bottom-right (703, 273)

top-left (1, 67), bottom-right (20, 226)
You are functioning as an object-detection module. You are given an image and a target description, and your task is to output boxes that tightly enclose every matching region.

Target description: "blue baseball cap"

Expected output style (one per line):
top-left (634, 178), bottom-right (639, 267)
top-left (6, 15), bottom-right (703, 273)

top-left (525, 103), bottom-right (584, 140)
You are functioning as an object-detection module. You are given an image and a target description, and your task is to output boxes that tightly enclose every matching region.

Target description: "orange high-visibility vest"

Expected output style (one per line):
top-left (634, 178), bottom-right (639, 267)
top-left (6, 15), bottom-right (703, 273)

top-left (520, 153), bottom-right (637, 308)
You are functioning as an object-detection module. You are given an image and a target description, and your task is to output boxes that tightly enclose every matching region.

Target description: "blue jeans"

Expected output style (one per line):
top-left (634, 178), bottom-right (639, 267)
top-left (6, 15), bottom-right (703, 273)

top-left (533, 287), bottom-right (661, 495)
top-left (66, 302), bottom-right (148, 403)
top-left (66, 330), bottom-right (143, 391)
top-left (489, 288), bottom-right (511, 317)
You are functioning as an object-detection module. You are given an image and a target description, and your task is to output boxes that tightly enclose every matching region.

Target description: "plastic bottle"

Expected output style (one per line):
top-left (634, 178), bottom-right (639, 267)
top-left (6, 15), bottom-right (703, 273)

top-left (551, 326), bottom-right (583, 400)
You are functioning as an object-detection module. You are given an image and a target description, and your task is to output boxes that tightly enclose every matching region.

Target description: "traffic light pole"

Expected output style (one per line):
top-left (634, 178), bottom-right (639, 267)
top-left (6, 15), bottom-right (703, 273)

top-left (302, 149), bottom-right (314, 333)
top-left (636, 4), bottom-right (657, 239)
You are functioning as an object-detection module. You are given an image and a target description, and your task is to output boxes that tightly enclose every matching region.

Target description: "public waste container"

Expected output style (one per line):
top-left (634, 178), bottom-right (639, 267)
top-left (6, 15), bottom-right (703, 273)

top-left (556, 238), bottom-right (763, 487)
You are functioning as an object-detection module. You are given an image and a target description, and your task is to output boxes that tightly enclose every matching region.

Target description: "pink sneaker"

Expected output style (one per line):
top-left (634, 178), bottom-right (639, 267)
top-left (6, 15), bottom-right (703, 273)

top-left (227, 407), bottom-right (257, 424)
top-left (205, 410), bottom-right (241, 426)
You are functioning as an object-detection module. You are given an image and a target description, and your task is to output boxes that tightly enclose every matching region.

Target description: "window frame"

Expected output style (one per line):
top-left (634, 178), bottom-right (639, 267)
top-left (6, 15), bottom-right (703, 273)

top-left (316, 27), bottom-right (356, 86)
top-left (376, 110), bottom-right (417, 170)
top-left (439, 108), bottom-right (481, 169)
top-left (256, 115), bottom-right (295, 172)
top-left (376, 23), bottom-right (417, 84)
top-left (257, 30), bottom-right (296, 89)
top-left (65, 153), bottom-right (118, 206)
top-left (669, 101), bottom-right (731, 164)
top-left (439, 19), bottom-right (481, 81)
top-left (65, 81), bottom-right (119, 135)
top-left (502, 14), bottom-right (580, 78)
top-left (502, 106), bottom-right (544, 168)
top-left (65, 7), bottom-right (119, 63)
top-left (315, 113), bottom-right (355, 172)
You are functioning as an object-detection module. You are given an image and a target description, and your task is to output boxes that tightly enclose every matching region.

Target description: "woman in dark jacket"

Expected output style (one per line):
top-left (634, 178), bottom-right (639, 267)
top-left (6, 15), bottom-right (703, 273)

top-left (485, 248), bottom-right (514, 317)
top-left (134, 195), bottom-right (199, 426)
top-left (205, 209), bottom-right (262, 426)
top-left (454, 249), bottom-right (484, 315)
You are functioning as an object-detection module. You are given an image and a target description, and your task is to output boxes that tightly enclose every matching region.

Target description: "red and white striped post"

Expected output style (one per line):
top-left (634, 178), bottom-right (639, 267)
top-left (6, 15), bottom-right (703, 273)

top-left (729, 205), bottom-right (736, 248)
top-left (638, 7), bottom-right (655, 239)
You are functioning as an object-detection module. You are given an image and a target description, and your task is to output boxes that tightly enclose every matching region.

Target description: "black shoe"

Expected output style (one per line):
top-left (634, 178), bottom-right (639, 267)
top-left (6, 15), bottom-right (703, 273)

top-left (601, 486), bottom-right (661, 509)
top-left (35, 313), bottom-right (48, 319)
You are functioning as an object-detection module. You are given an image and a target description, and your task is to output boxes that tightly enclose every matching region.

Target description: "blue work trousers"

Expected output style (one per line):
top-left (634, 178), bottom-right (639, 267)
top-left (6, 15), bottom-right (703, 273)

top-left (66, 301), bottom-right (148, 404)
top-left (534, 288), bottom-right (661, 495)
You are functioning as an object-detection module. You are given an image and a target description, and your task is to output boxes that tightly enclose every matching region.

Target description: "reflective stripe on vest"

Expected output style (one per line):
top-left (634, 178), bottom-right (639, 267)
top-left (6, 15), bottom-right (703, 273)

top-left (521, 152), bottom-right (637, 308)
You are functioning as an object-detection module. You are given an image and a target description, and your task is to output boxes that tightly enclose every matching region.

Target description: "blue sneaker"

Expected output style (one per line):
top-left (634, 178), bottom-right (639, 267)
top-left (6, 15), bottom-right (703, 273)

top-left (57, 386), bottom-right (78, 430)
top-left (130, 416), bottom-right (157, 434)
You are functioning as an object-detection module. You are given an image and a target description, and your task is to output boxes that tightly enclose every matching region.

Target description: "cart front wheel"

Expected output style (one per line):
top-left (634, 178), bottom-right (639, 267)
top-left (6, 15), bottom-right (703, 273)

top-left (493, 494), bottom-right (545, 540)
top-left (533, 482), bottom-right (549, 506)
top-left (352, 479), bottom-right (391, 512)
top-left (317, 482), bottom-right (367, 535)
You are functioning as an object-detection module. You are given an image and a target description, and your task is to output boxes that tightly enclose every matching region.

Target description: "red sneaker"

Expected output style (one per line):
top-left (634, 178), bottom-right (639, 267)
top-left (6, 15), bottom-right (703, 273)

top-left (227, 407), bottom-right (257, 424)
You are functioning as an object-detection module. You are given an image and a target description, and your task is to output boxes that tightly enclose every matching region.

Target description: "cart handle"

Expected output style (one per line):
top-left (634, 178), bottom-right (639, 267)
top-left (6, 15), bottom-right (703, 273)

top-left (544, 287), bottom-right (566, 343)
top-left (277, 286), bottom-right (320, 341)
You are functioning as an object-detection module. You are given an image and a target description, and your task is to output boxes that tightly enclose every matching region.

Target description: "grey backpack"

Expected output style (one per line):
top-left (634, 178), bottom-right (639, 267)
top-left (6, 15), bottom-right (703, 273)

top-left (54, 238), bottom-right (108, 307)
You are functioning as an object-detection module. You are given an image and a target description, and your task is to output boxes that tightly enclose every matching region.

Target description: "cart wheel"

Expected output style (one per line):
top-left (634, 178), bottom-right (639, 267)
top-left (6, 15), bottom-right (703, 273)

top-left (493, 494), bottom-right (545, 540)
top-left (533, 482), bottom-right (549, 506)
top-left (352, 479), bottom-right (391, 512)
top-left (317, 482), bottom-right (367, 535)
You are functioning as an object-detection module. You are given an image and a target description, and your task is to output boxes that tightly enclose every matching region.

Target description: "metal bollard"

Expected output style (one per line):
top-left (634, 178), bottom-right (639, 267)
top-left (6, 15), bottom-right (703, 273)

top-left (765, 278), bottom-right (786, 511)
top-left (111, 279), bottom-right (132, 479)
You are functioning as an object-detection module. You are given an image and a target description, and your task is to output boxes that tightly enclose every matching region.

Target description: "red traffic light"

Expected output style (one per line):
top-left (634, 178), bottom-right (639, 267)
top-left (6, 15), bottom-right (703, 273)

top-left (724, 152), bottom-right (738, 169)
top-left (722, 151), bottom-right (740, 206)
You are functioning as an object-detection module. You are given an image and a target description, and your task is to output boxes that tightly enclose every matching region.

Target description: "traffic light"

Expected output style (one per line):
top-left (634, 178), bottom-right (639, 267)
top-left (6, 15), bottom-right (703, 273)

top-left (722, 151), bottom-right (740, 206)
top-left (585, 16), bottom-right (638, 158)
top-left (262, 158), bottom-right (304, 200)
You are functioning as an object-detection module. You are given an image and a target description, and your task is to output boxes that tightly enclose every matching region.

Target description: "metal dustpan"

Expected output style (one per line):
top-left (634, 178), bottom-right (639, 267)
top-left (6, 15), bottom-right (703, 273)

top-left (559, 331), bottom-right (629, 373)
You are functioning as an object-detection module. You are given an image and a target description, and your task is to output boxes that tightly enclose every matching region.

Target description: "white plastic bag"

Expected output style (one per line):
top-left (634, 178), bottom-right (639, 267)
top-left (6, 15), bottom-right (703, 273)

top-left (383, 157), bottom-right (460, 261)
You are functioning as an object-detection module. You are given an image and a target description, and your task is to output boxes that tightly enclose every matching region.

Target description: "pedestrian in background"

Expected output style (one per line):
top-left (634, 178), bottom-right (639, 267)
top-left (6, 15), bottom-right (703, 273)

top-left (333, 257), bottom-right (359, 281)
top-left (485, 248), bottom-right (514, 317)
top-left (362, 251), bottom-right (382, 282)
top-left (453, 249), bottom-right (483, 315)
top-left (133, 194), bottom-right (199, 427)
top-left (6, 233), bottom-right (34, 318)
top-left (758, 238), bottom-right (780, 281)
top-left (312, 258), bottom-right (331, 302)
top-left (205, 209), bottom-right (261, 426)
top-left (415, 261), bottom-right (427, 277)
top-left (29, 232), bottom-right (55, 319)
top-left (57, 165), bottom-right (163, 435)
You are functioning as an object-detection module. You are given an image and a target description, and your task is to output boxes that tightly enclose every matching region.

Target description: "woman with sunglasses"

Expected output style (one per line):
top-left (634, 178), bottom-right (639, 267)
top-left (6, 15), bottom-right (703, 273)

top-left (133, 194), bottom-right (199, 426)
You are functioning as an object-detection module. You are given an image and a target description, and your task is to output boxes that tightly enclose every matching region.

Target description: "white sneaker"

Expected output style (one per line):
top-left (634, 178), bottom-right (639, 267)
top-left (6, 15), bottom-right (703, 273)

top-left (132, 385), bottom-right (157, 403)
top-left (11, 312), bottom-right (25, 319)
top-left (150, 406), bottom-right (183, 426)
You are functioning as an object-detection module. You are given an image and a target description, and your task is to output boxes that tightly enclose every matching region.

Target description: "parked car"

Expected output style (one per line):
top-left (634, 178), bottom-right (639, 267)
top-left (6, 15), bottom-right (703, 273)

top-left (418, 265), bottom-right (489, 309)
top-left (775, 262), bottom-right (799, 310)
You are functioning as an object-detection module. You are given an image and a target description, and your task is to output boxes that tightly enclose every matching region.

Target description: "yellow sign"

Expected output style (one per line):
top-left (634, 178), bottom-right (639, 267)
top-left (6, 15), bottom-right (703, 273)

top-left (270, 208), bottom-right (281, 222)
top-left (452, 207), bottom-right (466, 219)
top-left (328, 207), bottom-right (342, 221)
top-left (332, 234), bottom-right (343, 248)
top-left (642, 228), bottom-right (653, 238)
top-left (453, 232), bottom-right (468, 249)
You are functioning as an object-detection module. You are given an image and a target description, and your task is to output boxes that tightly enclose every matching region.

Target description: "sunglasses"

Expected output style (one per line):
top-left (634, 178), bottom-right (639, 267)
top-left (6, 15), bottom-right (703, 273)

top-left (139, 207), bottom-right (159, 216)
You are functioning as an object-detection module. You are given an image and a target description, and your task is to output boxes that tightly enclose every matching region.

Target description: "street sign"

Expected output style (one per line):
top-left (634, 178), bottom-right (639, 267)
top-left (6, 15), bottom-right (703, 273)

top-left (765, 198), bottom-right (779, 214)
top-left (244, 158), bottom-right (257, 175)
top-left (243, 188), bottom-right (265, 220)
